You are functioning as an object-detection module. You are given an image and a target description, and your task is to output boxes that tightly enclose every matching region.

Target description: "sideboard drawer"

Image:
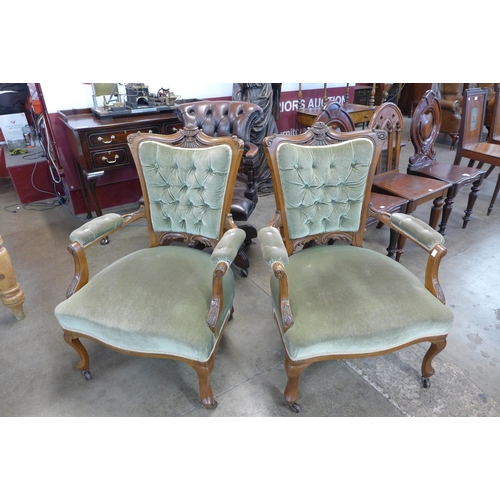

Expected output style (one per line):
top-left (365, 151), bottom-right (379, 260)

top-left (92, 148), bottom-right (130, 170)
top-left (87, 125), bottom-right (161, 147)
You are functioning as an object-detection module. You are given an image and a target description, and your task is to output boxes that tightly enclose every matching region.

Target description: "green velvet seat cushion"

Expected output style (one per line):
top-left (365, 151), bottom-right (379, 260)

top-left (270, 245), bottom-right (454, 361)
top-left (55, 246), bottom-right (235, 363)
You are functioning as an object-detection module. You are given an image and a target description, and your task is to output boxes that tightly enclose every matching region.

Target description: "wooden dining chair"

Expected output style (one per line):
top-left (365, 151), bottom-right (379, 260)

top-left (369, 103), bottom-right (452, 261)
top-left (455, 86), bottom-right (500, 215)
top-left (407, 90), bottom-right (486, 234)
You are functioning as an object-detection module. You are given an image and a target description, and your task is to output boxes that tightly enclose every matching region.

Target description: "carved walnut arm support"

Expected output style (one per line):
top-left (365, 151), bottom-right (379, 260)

top-left (65, 213), bottom-right (126, 298)
top-left (206, 228), bottom-right (246, 333)
top-left (368, 206), bottom-right (448, 303)
top-left (258, 226), bottom-right (294, 332)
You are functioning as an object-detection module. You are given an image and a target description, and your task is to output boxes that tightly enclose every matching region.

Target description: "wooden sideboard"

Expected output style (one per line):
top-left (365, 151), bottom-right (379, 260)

top-left (57, 108), bottom-right (182, 218)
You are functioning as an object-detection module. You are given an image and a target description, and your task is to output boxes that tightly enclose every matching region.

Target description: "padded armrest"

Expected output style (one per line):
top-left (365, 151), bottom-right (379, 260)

top-left (211, 228), bottom-right (246, 265)
top-left (258, 226), bottom-right (289, 266)
top-left (390, 213), bottom-right (445, 251)
top-left (244, 141), bottom-right (259, 160)
top-left (439, 99), bottom-right (460, 113)
top-left (69, 214), bottom-right (124, 248)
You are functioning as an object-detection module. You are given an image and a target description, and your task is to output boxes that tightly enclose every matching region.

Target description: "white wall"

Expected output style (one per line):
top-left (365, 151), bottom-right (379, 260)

top-left (40, 83), bottom-right (348, 113)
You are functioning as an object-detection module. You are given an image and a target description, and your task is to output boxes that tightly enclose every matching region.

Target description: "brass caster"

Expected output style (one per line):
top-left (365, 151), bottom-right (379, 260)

top-left (244, 239), bottom-right (252, 246)
top-left (240, 269), bottom-right (248, 278)
top-left (422, 377), bottom-right (431, 389)
top-left (204, 400), bottom-right (218, 410)
top-left (288, 402), bottom-right (301, 413)
top-left (82, 369), bottom-right (93, 381)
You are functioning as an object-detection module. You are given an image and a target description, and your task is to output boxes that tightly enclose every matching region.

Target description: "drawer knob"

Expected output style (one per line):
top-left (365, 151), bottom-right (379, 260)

top-left (102, 154), bottom-right (119, 164)
top-left (98, 135), bottom-right (115, 144)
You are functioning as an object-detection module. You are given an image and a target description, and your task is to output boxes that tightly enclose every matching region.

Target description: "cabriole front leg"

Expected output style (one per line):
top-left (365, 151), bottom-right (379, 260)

top-left (192, 358), bottom-right (218, 409)
top-left (284, 356), bottom-right (311, 412)
top-left (421, 338), bottom-right (447, 388)
top-left (63, 330), bottom-right (91, 380)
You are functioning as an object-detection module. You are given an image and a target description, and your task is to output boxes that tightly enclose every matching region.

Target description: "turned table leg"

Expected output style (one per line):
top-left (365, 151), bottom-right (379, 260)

top-left (0, 235), bottom-right (26, 320)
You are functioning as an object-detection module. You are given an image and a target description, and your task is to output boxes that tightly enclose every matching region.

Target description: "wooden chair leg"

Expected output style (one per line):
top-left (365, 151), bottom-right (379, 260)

top-left (386, 228), bottom-right (400, 259)
top-left (192, 358), bottom-right (217, 409)
top-left (63, 331), bottom-right (90, 371)
top-left (395, 233), bottom-right (407, 262)
top-left (439, 186), bottom-right (458, 235)
top-left (463, 176), bottom-right (484, 228)
top-left (487, 171), bottom-right (500, 216)
top-left (284, 355), bottom-right (311, 412)
top-left (484, 164), bottom-right (495, 178)
top-left (429, 196), bottom-right (445, 229)
top-left (449, 133), bottom-right (458, 150)
top-left (421, 338), bottom-right (447, 388)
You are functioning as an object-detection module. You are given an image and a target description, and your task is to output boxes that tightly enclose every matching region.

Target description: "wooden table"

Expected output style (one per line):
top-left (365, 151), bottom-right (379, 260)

top-left (297, 103), bottom-right (375, 130)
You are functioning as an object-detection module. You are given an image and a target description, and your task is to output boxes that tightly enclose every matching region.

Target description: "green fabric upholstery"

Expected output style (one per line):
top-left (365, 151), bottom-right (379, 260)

top-left (138, 141), bottom-right (233, 239)
top-left (55, 246), bottom-right (235, 362)
top-left (390, 213), bottom-right (445, 251)
top-left (276, 139), bottom-right (374, 239)
top-left (70, 214), bottom-right (124, 247)
top-left (258, 226), bottom-right (289, 266)
top-left (269, 245), bottom-right (454, 361)
top-left (211, 228), bottom-right (246, 264)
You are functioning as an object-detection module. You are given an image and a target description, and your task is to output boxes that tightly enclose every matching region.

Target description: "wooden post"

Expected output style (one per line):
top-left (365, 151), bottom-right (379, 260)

top-left (369, 83), bottom-right (376, 107)
top-left (0, 235), bottom-right (26, 320)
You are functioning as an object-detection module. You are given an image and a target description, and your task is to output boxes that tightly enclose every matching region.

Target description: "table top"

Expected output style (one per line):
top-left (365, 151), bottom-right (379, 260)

top-left (57, 107), bottom-right (179, 132)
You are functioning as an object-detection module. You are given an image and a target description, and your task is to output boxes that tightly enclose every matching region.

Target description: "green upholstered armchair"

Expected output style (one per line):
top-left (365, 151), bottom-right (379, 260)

top-left (54, 126), bottom-right (246, 409)
top-left (259, 122), bottom-right (454, 413)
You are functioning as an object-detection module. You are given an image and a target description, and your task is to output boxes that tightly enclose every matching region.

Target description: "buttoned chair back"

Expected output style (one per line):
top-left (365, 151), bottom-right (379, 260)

top-left (55, 126), bottom-right (246, 409)
top-left (176, 100), bottom-right (263, 276)
top-left (258, 122), bottom-right (454, 412)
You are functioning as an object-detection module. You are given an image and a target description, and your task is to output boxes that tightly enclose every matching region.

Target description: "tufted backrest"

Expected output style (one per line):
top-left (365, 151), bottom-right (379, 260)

top-left (275, 139), bottom-right (374, 239)
top-left (137, 140), bottom-right (233, 240)
top-left (176, 100), bottom-right (262, 141)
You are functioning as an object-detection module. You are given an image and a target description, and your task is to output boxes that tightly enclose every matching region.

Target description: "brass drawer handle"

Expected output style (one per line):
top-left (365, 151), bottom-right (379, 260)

top-left (102, 154), bottom-right (119, 164)
top-left (98, 135), bottom-right (115, 144)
